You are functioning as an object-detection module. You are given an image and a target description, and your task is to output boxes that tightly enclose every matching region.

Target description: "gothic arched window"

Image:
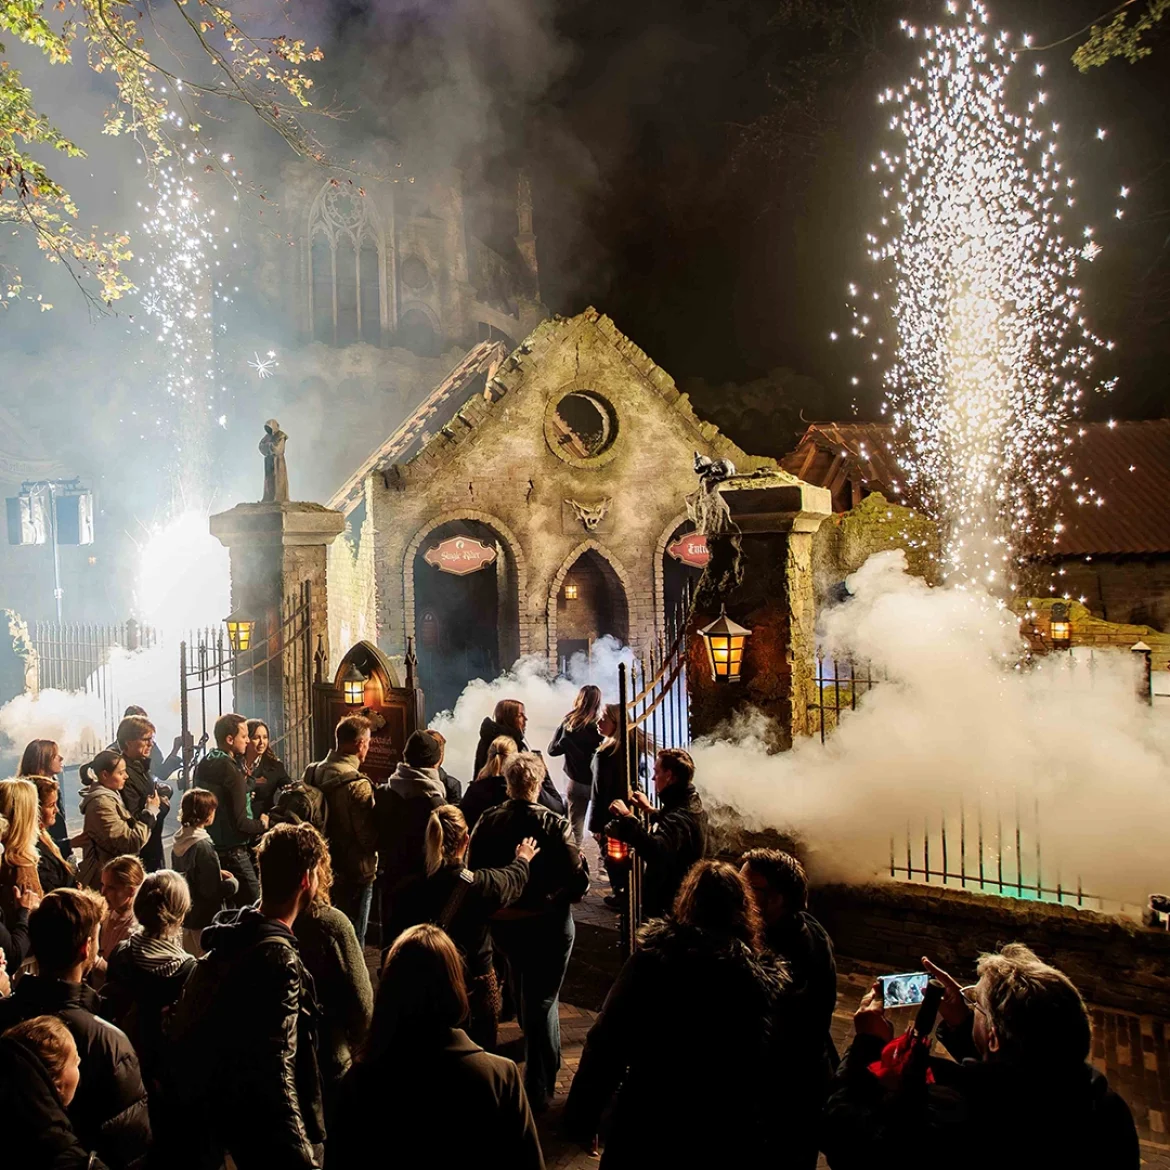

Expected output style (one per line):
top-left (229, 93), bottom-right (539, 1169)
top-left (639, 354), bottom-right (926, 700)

top-left (308, 183), bottom-right (384, 346)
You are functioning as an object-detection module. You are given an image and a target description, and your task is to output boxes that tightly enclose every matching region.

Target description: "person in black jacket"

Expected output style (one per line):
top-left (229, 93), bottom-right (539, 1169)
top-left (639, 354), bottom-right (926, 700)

top-left (387, 804), bottom-right (536, 1049)
top-left (194, 713), bottom-right (268, 906)
top-left (0, 1020), bottom-right (102, 1170)
top-left (565, 860), bottom-right (788, 1167)
top-left (605, 747), bottom-right (707, 920)
top-left (460, 734), bottom-right (518, 832)
top-left (245, 719), bottom-right (293, 818)
top-left (170, 788), bottom-right (239, 955)
top-left (822, 944), bottom-right (1140, 1170)
top-left (33, 775), bottom-right (80, 893)
top-left (114, 716), bottom-right (169, 874)
top-left (473, 699), bottom-right (567, 816)
top-left (468, 752), bottom-right (589, 1111)
top-left (548, 685), bottom-right (603, 846)
top-left (0, 888), bottom-right (151, 1170)
top-left (588, 705), bottom-right (645, 909)
top-left (170, 823), bottom-right (327, 1170)
top-left (327, 924), bottom-right (544, 1170)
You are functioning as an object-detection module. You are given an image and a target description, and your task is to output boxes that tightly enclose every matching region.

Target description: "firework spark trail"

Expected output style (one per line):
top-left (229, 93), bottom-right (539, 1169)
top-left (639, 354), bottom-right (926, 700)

top-left (859, 1), bottom-right (1108, 591)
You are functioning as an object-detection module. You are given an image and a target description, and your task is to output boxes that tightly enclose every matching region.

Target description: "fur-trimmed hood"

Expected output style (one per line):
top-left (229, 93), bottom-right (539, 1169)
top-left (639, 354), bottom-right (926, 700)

top-left (636, 917), bottom-right (790, 997)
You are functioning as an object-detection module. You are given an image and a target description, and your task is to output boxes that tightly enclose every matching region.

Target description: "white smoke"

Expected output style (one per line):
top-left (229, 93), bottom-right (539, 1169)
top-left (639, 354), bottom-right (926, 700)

top-left (0, 687), bottom-right (107, 764)
top-left (693, 551), bottom-right (1170, 908)
top-left (431, 636), bottom-right (633, 790)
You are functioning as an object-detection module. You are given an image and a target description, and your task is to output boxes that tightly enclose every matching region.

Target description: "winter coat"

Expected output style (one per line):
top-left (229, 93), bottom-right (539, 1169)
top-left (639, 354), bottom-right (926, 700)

top-left (564, 918), bottom-right (788, 1168)
top-left (306, 751), bottom-right (378, 888)
top-left (468, 800), bottom-right (588, 916)
top-left (460, 773), bottom-right (508, 832)
top-left (387, 857), bottom-right (530, 978)
top-left (250, 754), bottom-right (293, 819)
top-left (821, 1018), bottom-right (1140, 1170)
top-left (375, 764), bottom-right (447, 899)
top-left (548, 720), bottom-right (603, 788)
top-left (0, 974), bottom-right (151, 1169)
top-left (119, 756), bottom-right (155, 820)
top-left (78, 785), bottom-right (153, 890)
top-left (473, 717), bottom-right (527, 779)
top-left (765, 910), bottom-right (838, 1057)
top-left (172, 906), bottom-right (324, 1166)
top-left (292, 903), bottom-right (373, 1093)
top-left (38, 828), bottom-right (80, 893)
top-left (0, 1034), bottom-right (108, 1170)
top-left (0, 902), bottom-right (29, 970)
top-left (0, 854), bottom-right (41, 926)
top-left (326, 1027), bottom-right (544, 1170)
top-left (194, 750), bottom-right (265, 852)
top-left (605, 782), bottom-right (708, 919)
top-left (439, 765), bottom-right (463, 803)
top-left (171, 824), bottom-right (238, 927)
top-left (588, 742), bottom-right (643, 835)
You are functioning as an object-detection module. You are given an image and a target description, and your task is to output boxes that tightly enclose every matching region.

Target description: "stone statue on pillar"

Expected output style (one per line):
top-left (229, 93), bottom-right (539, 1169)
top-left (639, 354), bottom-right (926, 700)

top-left (260, 419), bottom-right (289, 503)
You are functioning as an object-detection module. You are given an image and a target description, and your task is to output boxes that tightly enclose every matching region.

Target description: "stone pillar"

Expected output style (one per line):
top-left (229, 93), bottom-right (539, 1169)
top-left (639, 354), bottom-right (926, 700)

top-left (687, 473), bottom-right (831, 750)
top-left (209, 501), bottom-right (345, 719)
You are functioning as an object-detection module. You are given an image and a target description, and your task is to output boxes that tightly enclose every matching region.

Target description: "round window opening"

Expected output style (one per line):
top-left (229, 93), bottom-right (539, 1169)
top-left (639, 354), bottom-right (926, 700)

top-left (401, 256), bottom-right (430, 291)
top-left (553, 392), bottom-right (617, 460)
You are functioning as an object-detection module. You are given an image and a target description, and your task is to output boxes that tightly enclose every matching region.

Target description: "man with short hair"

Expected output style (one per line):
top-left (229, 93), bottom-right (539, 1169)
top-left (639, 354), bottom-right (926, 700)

top-left (428, 728), bottom-right (463, 803)
top-left (306, 715), bottom-right (378, 946)
top-left (824, 943), bottom-right (1139, 1169)
top-left (0, 888), bottom-right (151, 1168)
top-left (115, 714), bottom-right (170, 872)
top-left (172, 822), bottom-right (327, 1169)
top-left (469, 751), bottom-right (589, 1112)
top-left (194, 712), bottom-right (268, 906)
top-left (375, 729), bottom-right (448, 928)
top-left (605, 747), bottom-right (709, 919)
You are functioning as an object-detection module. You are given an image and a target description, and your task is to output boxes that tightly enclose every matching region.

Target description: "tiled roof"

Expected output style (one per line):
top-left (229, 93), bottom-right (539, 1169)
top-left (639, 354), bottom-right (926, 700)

top-left (781, 419), bottom-right (1170, 558)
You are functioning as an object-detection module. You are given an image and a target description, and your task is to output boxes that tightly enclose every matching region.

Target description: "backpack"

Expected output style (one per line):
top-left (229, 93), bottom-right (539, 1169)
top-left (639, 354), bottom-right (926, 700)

top-left (268, 765), bottom-right (328, 831)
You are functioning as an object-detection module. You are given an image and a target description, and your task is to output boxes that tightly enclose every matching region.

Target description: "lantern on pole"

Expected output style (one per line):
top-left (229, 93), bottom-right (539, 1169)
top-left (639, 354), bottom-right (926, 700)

top-left (606, 836), bottom-right (630, 863)
top-left (223, 609), bottom-right (256, 654)
top-left (340, 663), bottom-right (367, 706)
top-left (699, 608), bottom-right (752, 683)
top-left (1049, 602), bottom-right (1071, 652)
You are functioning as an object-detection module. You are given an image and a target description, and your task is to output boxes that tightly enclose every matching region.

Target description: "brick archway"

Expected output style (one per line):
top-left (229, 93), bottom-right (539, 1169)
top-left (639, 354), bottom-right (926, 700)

top-left (403, 510), bottom-right (531, 662)
top-left (547, 539), bottom-right (634, 669)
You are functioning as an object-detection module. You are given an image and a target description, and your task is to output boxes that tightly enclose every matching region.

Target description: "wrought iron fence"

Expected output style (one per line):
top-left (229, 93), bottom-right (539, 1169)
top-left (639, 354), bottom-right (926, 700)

top-left (179, 582), bottom-right (319, 787)
top-left (31, 618), bottom-right (158, 755)
top-left (810, 653), bottom-right (884, 742)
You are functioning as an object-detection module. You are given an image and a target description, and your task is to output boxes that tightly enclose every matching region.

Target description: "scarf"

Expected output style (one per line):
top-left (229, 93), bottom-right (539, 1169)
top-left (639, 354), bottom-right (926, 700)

top-left (125, 930), bottom-right (191, 978)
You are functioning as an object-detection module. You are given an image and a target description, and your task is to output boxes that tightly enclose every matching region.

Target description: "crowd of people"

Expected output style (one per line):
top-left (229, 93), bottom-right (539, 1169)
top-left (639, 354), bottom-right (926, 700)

top-left (0, 689), bottom-right (1142, 1168)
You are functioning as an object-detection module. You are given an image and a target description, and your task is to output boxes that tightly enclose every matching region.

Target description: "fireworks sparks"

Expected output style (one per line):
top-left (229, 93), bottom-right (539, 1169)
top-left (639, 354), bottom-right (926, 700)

top-left (857, 1), bottom-right (1108, 591)
top-left (248, 350), bottom-right (278, 379)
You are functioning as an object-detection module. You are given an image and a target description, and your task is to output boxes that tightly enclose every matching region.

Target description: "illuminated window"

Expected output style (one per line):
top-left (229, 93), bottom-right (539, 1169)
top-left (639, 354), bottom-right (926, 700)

top-left (564, 583), bottom-right (579, 600)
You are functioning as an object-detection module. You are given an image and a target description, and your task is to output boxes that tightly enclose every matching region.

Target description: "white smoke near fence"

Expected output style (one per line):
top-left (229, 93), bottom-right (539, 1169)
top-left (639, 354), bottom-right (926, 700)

top-left (692, 551), bottom-right (1170, 908)
top-left (0, 687), bottom-right (107, 764)
top-left (431, 636), bottom-right (633, 790)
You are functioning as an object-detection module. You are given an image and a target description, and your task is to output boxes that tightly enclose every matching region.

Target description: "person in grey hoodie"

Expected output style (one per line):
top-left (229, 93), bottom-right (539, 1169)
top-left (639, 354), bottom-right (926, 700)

top-left (78, 750), bottom-right (158, 890)
top-left (375, 729), bottom-right (447, 934)
top-left (170, 788), bottom-right (238, 955)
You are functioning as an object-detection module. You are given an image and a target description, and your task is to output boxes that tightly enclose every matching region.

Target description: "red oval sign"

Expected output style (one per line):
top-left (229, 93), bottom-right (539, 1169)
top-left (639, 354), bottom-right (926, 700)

top-left (667, 532), bottom-right (710, 568)
top-left (424, 536), bottom-right (498, 576)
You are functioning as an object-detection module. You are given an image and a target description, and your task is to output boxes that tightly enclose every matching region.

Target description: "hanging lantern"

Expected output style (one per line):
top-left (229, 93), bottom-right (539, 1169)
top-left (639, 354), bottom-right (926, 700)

top-left (340, 663), bottom-right (367, 706)
top-left (223, 608), bottom-right (255, 654)
top-left (699, 607), bottom-right (752, 683)
top-left (1049, 602), bottom-right (1071, 651)
top-left (606, 836), bottom-right (630, 863)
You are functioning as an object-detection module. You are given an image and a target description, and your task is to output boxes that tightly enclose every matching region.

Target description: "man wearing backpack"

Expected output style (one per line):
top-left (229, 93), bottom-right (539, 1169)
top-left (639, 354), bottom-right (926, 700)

top-left (305, 715), bottom-right (378, 947)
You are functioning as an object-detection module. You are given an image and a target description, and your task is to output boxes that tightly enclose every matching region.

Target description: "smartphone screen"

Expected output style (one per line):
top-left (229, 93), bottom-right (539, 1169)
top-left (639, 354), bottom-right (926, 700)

top-left (880, 971), bottom-right (930, 1007)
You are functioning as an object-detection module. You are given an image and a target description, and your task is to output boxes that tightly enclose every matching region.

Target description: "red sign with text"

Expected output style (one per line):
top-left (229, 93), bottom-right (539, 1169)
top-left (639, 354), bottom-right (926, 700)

top-left (424, 536), bottom-right (498, 576)
top-left (667, 532), bottom-right (710, 568)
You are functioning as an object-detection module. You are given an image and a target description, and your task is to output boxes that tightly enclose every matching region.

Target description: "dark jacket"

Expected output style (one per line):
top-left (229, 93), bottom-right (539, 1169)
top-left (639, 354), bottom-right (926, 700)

top-left (171, 825), bottom-right (239, 927)
top-left (0, 902), bottom-right (29, 969)
top-left (473, 717), bottom-right (526, 779)
top-left (548, 720), bottom-right (603, 788)
top-left (0, 974), bottom-right (151, 1169)
top-left (119, 755), bottom-right (155, 821)
top-left (327, 1028), bottom-right (544, 1170)
top-left (439, 766), bottom-right (463, 804)
top-left (462, 769), bottom-right (568, 830)
top-left (0, 1034), bottom-right (109, 1170)
top-left (375, 764), bottom-right (447, 899)
top-left (173, 907), bottom-right (324, 1167)
top-left (195, 751), bottom-right (265, 852)
top-left (765, 909), bottom-right (838, 1056)
top-left (250, 754), bottom-right (293, 818)
top-left (822, 1019), bottom-right (1140, 1170)
top-left (387, 857), bottom-right (530, 977)
top-left (565, 918), bottom-right (788, 1168)
top-left (292, 904), bottom-right (374, 1093)
top-left (307, 752), bottom-right (378, 888)
top-left (39, 831), bottom-right (80, 893)
top-left (605, 783), bottom-right (708, 918)
top-left (588, 742), bottom-right (642, 835)
top-left (468, 800), bottom-right (588, 915)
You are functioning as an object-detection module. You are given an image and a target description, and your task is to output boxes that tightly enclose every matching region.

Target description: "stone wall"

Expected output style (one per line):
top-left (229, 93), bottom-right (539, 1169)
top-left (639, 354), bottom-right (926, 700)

top-left (1054, 556), bottom-right (1170, 634)
top-left (327, 486), bottom-right (379, 674)
top-left (1016, 597), bottom-right (1170, 671)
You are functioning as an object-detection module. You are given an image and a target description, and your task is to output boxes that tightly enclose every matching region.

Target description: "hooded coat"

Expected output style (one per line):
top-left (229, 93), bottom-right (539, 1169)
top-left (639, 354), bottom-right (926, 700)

top-left (78, 784), bottom-right (153, 889)
top-left (375, 763), bottom-right (447, 900)
top-left (306, 752), bottom-right (378, 888)
top-left (171, 824), bottom-right (238, 928)
top-left (0, 974), bottom-right (151, 1169)
top-left (564, 918), bottom-right (789, 1168)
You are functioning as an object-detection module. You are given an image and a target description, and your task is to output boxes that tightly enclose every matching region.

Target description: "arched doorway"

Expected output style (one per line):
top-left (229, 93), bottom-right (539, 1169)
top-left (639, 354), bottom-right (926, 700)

top-left (554, 548), bottom-right (630, 671)
top-left (413, 519), bottom-right (520, 714)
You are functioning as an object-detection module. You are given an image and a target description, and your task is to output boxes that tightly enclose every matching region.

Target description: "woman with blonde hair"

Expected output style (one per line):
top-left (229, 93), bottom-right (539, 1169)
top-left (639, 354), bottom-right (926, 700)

top-left (387, 804), bottom-right (537, 1049)
top-left (0, 779), bottom-right (43, 926)
top-left (29, 776), bottom-right (79, 894)
top-left (460, 734), bottom-right (518, 832)
top-left (328, 924), bottom-right (544, 1169)
top-left (549, 684), bottom-right (604, 845)
top-left (91, 854), bottom-right (145, 988)
top-left (589, 704), bottom-right (644, 910)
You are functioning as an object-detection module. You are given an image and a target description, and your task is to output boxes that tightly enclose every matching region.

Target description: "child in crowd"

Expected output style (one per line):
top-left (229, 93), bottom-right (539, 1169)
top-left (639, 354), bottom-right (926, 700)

top-left (171, 788), bottom-right (239, 955)
top-left (91, 855), bottom-right (144, 988)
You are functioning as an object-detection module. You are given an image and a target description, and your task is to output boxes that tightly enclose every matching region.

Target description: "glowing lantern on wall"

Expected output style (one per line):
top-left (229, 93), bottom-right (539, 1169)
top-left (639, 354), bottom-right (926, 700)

top-left (699, 608), bottom-right (752, 684)
top-left (1049, 602), bottom-right (1071, 651)
top-left (224, 609), bottom-right (255, 654)
top-left (340, 663), bottom-right (367, 705)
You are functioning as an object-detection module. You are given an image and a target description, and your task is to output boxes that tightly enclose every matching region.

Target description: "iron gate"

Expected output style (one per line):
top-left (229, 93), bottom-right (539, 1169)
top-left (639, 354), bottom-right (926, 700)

top-left (179, 582), bottom-right (319, 787)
